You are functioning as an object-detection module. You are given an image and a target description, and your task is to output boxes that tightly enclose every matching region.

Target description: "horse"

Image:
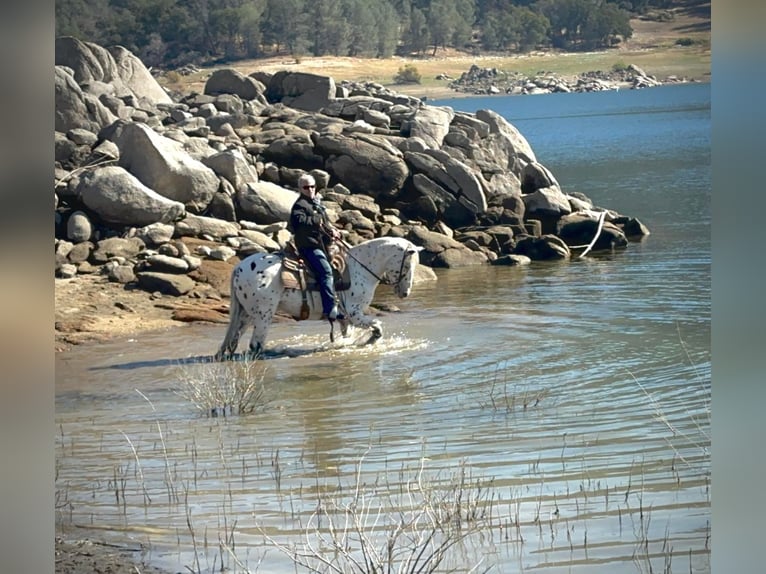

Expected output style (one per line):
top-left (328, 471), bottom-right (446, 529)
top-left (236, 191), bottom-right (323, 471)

top-left (215, 236), bottom-right (422, 360)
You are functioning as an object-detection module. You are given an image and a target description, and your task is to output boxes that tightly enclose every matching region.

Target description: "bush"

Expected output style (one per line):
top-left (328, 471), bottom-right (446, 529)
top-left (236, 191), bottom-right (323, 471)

top-left (675, 37), bottom-right (696, 46)
top-left (612, 61), bottom-right (629, 73)
top-left (164, 70), bottom-right (181, 84)
top-left (394, 64), bottom-right (422, 84)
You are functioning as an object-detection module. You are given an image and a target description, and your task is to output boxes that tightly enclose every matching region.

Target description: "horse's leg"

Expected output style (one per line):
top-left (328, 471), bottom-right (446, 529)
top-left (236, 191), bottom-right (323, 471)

top-left (216, 282), bottom-right (250, 361)
top-left (344, 305), bottom-right (383, 345)
top-left (245, 298), bottom-right (279, 359)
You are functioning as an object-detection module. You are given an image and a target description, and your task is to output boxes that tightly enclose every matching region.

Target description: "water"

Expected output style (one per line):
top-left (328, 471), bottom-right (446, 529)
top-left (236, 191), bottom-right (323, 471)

top-left (55, 83), bottom-right (711, 573)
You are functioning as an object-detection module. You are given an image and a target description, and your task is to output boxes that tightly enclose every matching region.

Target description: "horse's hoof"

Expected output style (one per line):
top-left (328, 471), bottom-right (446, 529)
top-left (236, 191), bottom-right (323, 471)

top-left (364, 329), bottom-right (382, 345)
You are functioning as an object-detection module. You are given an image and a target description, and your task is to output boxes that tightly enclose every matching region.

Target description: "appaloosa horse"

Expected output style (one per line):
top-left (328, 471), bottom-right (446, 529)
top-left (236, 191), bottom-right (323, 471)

top-left (216, 236), bottom-right (421, 360)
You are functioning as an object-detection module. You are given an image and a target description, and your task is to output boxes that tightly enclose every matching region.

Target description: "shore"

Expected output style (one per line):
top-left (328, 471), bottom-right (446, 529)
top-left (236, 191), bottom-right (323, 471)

top-left (54, 6), bottom-right (709, 572)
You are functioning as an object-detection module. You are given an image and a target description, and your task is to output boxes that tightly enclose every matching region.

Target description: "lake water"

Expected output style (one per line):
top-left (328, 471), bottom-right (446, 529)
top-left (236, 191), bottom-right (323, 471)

top-left (55, 83), bottom-right (711, 573)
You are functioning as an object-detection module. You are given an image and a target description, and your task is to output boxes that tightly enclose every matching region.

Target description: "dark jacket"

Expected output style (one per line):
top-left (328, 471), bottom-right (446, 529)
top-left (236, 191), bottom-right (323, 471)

top-left (290, 195), bottom-right (331, 250)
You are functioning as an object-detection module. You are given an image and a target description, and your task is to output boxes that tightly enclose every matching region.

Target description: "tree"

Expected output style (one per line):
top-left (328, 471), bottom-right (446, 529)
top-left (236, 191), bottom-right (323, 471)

top-left (402, 6), bottom-right (429, 54)
top-left (534, 0), bottom-right (631, 50)
top-left (261, 0), bottom-right (310, 56)
top-left (309, 0), bottom-right (350, 56)
top-left (346, 0), bottom-right (379, 57)
top-left (372, 1), bottom-right (401, 58)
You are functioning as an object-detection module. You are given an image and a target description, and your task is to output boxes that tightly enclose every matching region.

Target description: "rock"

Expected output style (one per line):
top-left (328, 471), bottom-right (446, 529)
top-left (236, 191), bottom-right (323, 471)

top-left (236, 181), bottom-right (298, 224)
top-left (77, 166), bottom-right (186, 226)
top-left (66, 210), bottom-right (93, 243)
top-left (174, 213), bottom-right (240, 240)
top-left (204, 68), bottom-right (266, 102)
top-left (491, 254), bottom-right (531, 266)
top-left (114, 122), bottom-right (220, 213)
top-left (136, 271), bottom-right (195, 296)
top-left (91, 236), bottom-right (145, 264)
top-left (266, 71), bottom-right (336, 112)
top-left (134, 222), bottom-right (175, 246)
top-left (514, 235), bottom-right (571, 261)
top-left (201, 148), bottom-right (259, 192)
top-left (143, 254), bottom-right (190, 273)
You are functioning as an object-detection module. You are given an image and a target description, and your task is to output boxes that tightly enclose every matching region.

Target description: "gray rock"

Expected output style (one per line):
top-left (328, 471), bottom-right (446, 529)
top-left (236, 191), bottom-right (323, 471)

top-left (115, 122), bottom-right (220, 213)
top-left (134, 222), bottom-right (175, 246)
top-left (107, 263), bottom-right (136, 283)
top-left (208, 246), bottom-right (237, 261)
top-left (145, 254), bottom-right (190, 273)
top-left (201, 148), bottom-right (258, 192)
top-left (314, 132), bottom-right (408, 199)
top-left (136, 271), bottom-right (195, 296)
top-left (66, 210), bottom-right (93, 243)
top-left (491, 254), bottom-right (531, 266)
top-left (77, 165), bottom-right (186, 226)
top-left (174, 213), bottom-right (240, 240)
top-left (236, 181), bottom-right (298, 224)
top-left (267, 71), bottom-right (336, 112)
top-left (58, 263), bottom-right (78, 278)
top-left (55, 66), bottom-right (116, 133)
top-left (205, 68), bottom-right (266, 102)
top-left (91, 236), bottom-right (145, 264)
top-left (404, 105), bottom-right (454, 149)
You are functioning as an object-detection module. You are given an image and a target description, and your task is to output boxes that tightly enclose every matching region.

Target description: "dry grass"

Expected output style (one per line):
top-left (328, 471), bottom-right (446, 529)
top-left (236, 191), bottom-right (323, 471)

top-left (173, 360), bottom-right (269, 417)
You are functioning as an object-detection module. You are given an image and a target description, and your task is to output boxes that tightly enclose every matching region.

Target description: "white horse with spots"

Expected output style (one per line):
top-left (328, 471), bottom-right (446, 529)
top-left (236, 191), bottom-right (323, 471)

top-left (216, 236), bottom-right (422, 360)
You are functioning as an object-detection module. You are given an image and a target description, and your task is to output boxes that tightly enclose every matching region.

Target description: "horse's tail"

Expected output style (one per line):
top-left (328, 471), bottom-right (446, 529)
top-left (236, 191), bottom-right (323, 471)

top-left (216, 266), bottom-right (245, 359)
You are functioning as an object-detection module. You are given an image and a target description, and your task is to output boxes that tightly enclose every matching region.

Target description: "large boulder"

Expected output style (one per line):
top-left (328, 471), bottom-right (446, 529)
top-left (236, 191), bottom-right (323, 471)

top-left (406, 226), bottom-right (488, 268)
top-left (236, 181), bottom-right (299, 224)
top-left (76, 166), bottom-right (186, 226)
top-left (55, 36), bottom-right (172, 104)
top-left (55, 66), bottom-right (117, 133)
top-left (474, 108), bottom-right (537, 173)
top-left (403, 150), bottom-right (487, 228)
top-left (522, 186), bottom-right (572, 234)
top-left (313, 132), bottom-right (409, 199)
top-left (557, 212), bottom-right (629, 251)
top-left (266, 71), bottom-right (336, 112)
top-left (114, 122), bottom-right (220, 213)
top-left (404, 105), bottom-right (454, 149)
top-left (201, 148), bottom-right (259, 192)
top-left (204, 68), bottom-right (267, 102)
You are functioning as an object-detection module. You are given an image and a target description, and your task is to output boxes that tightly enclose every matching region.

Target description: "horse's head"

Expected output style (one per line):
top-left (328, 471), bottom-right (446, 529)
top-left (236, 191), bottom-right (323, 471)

top-left (392, 242), bottom-right (422, 298)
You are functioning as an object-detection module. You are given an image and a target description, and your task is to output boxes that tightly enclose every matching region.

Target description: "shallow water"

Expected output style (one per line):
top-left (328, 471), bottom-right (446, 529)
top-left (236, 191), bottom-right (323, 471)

top-left (55, 83), bottom-right (710, 573)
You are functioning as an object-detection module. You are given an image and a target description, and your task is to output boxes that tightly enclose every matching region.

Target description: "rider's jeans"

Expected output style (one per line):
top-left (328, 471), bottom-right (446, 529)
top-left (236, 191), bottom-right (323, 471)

top-left (300, 247), bottom-right (335, 315)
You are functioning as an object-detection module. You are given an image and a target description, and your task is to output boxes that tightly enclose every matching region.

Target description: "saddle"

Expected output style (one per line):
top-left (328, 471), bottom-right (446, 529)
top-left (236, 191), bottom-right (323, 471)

top-left (280, 241), bottom-right (351, 319)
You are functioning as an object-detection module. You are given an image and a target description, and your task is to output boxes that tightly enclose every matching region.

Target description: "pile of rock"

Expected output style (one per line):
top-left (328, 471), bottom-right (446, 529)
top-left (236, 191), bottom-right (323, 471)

top-left (55, 36), bottom-right (649, 307)
top-left (449, 63), bottom-right (673, 95)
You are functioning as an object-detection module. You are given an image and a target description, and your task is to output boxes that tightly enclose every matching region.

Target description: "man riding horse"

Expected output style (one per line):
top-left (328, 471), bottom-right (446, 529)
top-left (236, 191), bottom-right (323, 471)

top-left (289, 174), bottom-right (344, 321)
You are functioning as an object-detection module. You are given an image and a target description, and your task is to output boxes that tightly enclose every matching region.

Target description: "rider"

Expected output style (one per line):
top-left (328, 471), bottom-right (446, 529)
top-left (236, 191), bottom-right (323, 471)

top-left (289, 173), bottom-right (343, 321)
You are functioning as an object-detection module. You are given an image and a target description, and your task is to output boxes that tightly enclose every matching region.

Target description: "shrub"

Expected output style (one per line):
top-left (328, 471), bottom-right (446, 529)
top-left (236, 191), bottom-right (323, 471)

top-left (612, 61), bottom-right (629, 73)
top-left (394, 64), bottom-right (422, 84)
top-left (675, 37), bottom-right (696, 46)
top-left (164, 70), bottom-right (181, 84)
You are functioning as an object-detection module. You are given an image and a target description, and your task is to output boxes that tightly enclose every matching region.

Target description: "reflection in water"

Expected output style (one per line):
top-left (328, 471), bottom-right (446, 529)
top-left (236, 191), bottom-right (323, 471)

top-left (56, 257), bottom-right (710, 573)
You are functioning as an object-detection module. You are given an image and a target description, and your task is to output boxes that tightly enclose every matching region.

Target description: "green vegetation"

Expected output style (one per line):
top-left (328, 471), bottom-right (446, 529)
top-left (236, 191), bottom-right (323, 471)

top-left (394, 63), bottom-right (422, 84)
top-left (612, 60), bottom-right (629, 72)
top-left (54, 0), bottom-right (685, 69)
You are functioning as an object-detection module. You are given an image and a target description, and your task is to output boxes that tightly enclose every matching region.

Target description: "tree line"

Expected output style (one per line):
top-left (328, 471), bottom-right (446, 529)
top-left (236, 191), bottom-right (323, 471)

top-left (55, 0), bottom-right (676, 69)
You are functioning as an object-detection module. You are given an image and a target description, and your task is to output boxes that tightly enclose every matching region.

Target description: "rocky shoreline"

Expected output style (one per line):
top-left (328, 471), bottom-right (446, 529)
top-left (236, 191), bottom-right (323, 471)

top-left (55, 35), bottom-right (652, 351)
top-left (442, 62), bottom-right (684, 96)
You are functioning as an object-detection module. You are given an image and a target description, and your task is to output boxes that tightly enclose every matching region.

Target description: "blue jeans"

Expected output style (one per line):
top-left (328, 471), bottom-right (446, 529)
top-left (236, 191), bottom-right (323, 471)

top-left (300, 247), bottom-right (335, 315)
